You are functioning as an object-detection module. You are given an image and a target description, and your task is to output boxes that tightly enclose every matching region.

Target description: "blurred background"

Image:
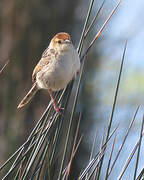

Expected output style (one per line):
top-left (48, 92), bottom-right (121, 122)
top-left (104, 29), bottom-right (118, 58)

top-left (0, 0), bottom-right (144, 179)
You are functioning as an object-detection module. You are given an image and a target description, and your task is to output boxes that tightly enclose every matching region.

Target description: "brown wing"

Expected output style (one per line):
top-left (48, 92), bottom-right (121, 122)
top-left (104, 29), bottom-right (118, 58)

top-left (32, 63), bottom-right (43, 82)
top-left (32, 47), bottom-right (54, 82)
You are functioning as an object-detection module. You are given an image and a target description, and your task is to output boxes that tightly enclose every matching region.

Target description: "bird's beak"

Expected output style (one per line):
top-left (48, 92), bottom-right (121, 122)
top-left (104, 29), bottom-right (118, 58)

top-left (64, 40), bottom-right (71, 44)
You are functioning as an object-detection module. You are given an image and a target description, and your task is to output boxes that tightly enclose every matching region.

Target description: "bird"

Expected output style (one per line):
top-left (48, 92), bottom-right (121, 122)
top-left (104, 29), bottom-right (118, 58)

top-left (17, 32), bottom-right (80, 114)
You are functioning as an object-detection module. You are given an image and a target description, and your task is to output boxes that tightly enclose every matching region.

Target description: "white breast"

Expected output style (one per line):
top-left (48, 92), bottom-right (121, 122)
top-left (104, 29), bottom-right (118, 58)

top-left (36, 47), bottom-right (80, 91)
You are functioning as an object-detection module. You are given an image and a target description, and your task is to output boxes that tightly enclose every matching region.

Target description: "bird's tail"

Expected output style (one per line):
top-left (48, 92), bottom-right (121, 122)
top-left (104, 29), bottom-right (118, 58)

top-left (17, 83), bottom-right (38, 109)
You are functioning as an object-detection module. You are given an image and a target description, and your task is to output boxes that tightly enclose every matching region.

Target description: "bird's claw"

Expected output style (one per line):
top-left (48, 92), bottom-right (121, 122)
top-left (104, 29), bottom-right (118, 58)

top-left (54, 106), bottom-right (64, 115)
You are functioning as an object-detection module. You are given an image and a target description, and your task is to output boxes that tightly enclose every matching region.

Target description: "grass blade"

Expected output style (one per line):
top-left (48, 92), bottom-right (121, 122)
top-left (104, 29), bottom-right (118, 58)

top-left (118, 132), bottom-right (144, 180)
top-left (94, 132), bottom-right (105, 179)
top-left (57, 58), bottom-right (85, 180)
top-left (96, 40), bottom-right (127, 179)
top-left (133, 114), bottom-right (144, 180)
top-left (77, 0), bottom-right (95, 54)
top-left (108, 105), bottom-right (140, 177)
top-left (65, 114), bottom-right (81, 180)
top-left (136, 168), bottom-right (144, 180)
top-left (81, 0), bottom-right (122, 62)
top-left (78, 126), bottom-right (118, 180)
top-left (85, 131), bottom-right (97, 179)
top-left (84, 0), bottom-right (106, 38)
top-left (104, 135), bottom-right (116, 180)
top-left (0, 59), bottom-right (9, 75)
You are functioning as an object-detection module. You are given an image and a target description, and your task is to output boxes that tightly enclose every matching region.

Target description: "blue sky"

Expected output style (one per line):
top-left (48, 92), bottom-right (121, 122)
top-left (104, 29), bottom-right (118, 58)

top-left (89, 1), bottom-right (144, 179)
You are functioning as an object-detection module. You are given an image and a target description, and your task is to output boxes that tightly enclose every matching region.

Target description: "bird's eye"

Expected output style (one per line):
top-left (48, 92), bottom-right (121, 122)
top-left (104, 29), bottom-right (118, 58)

top-left (58, 40), bottom-right (62, 44)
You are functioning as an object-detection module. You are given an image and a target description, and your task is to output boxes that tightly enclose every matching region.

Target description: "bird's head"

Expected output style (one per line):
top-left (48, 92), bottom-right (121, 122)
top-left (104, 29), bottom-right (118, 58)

top-left (50, 32), bottom-right (73, 52)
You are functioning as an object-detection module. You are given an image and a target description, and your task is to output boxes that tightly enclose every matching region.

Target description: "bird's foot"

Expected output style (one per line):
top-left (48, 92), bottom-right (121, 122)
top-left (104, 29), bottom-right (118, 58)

top-left (54, 106), bottom-right (64, 115)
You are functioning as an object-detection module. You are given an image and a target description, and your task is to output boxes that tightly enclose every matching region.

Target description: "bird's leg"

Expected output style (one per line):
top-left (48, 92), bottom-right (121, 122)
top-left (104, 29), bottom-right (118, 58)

top-left (48, 89), bottom-right (64, 115)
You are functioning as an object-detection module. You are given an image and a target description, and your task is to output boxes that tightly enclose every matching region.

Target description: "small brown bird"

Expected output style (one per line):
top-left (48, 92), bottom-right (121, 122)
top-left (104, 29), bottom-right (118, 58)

top-left (17, 32), bottom-right (80, 114)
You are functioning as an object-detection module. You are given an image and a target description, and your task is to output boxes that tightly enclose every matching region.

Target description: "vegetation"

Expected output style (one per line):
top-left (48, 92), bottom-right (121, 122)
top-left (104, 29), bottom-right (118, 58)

top-left (0, 0), bottom-right (144, 179)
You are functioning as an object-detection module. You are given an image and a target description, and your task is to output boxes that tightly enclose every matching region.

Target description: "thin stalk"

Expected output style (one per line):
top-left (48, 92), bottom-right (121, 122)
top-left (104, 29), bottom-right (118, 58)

top-left (3, 115), bottom-right (54, 179)
top-left (1, 0), bottom-right (122, 179)
top-left (104, 135), bottom-right (116, 180)
top-left (62, 136), bottom-right (83, 180)
top-left (2, 112), bottom-right (58, 179)
top-left (49, 85), bottom-right (74, 167)
top-left (96, 40), bottom-right (127, 179)
top-left (3, 122), bottom-right (56, 179)
top-left (58, 58), bottom-right (85, 180)
top-left (31, 142), bottom-right (49, 180)
top-left (136, 168), bottom-right (144, 180)
top-left (78, 126), bottom-right (118, 180)
top-left (81, 0), bottom-right (122, 63)
top-left (9, 149), bottom-right (24, 171)
top-left (0, 59), bottom-right (9, 75)
top-left (0, 124), bottom-right (46, 171)
top-left (21, 113), bottom-right (58, 179)
top-left (62, 135), bottom-right (83, 179)
top-left (85, 131), bottom-right (97, 180)
top-left (118, 132), bottom-right (144, 180)
top-left (108, 106), bottom-right (140, 176)
top-left (65, 114), bottom-right (81, 180)
top-left (133, 114), bottom-right (144, 180)
top-left (94, 131), bottom-right (105, 179)
top-left (53, 3), bottom-right (123, 178)
top-left (49, 120), bottom-right (62, 164)
top-left (2, 136), bottom-right (42, 179)
top-left (84, 0), bottom-right (106, 38)
top-left (57, 0), bottom-right (100, 176)
top-left (13, 150), bottom-right (24, 180)
top-left (77, 0), bottom-right (95, 54)
top-left (14, 102), bottom-right (53, 177)
top-left (87, 152), bottom-right (105, 180)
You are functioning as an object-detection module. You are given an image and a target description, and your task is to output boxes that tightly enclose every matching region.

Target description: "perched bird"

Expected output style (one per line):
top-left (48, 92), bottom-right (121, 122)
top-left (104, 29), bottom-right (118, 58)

top-left (17, 32), bottom-right (80, 114)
